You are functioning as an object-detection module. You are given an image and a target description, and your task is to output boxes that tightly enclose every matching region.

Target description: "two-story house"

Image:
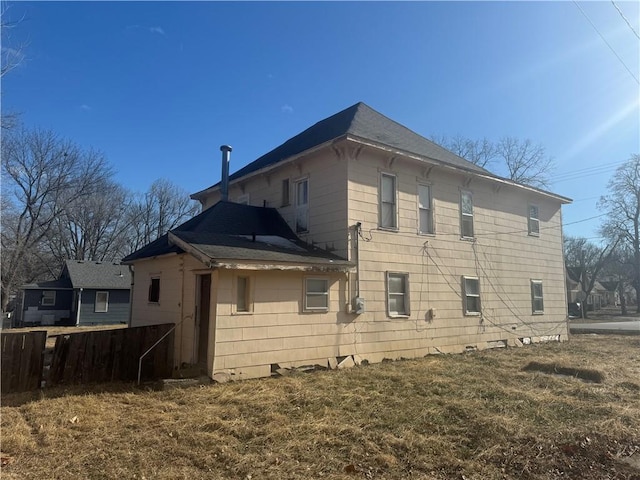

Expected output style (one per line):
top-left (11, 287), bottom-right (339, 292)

top-left (123, 102), bottom-right (571, 380)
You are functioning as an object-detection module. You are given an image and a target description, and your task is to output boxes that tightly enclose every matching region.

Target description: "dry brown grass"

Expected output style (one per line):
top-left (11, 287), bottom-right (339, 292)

top-left (2, 335), bottom-right (639, 479)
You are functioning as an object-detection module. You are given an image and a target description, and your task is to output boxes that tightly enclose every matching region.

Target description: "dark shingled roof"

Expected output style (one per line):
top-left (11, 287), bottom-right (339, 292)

top-left (122, 201), bottom-right (351, 268)
top-left (192, 102), bottom-right (488, 198)
top-left (64, 260), bottom-right (131, 289)
top-left (23, 278), bottom-right (73, 290)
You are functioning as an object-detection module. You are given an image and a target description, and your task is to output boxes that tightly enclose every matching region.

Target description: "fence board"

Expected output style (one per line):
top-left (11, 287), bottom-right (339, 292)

top-left (1, 331), bottom-right (46, 393)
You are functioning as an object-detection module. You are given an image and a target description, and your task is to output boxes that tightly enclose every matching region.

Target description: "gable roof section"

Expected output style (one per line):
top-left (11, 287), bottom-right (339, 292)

top-left (122, 201), bottom-right (352, 270)
top-left (23, 278), bottom-right (73, 290)
top-left (64, 260), bottom-right (131, 289)
top-left (192, 102), bottom-right (489, 200)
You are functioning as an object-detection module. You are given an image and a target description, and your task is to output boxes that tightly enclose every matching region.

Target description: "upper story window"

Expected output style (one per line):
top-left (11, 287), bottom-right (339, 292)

top-left (236, 275), bottom-right (252, 313)
top-left (295, 178), bottom-right (309, 233)
top-left (282, 179), bottom-right (290, 206)
top-left (531, 280), bottom-right (544, 314)
top-left (460, 190), bottom-right (474, 238)
top-left (462, 276), bottom-right (481, 315)
top-left (95, 291), bottom-right (109, 313)
top-left (528, 205), bottom-right (540, 236)
top-left (380, 173), bottom-right (397, 230)
top-left (148, 277), bottom-right (160, 303)
top-left (41, 290), bottom-right (56, 306)
top-left (387, 272), bottom-right (410, 317)
top-left (418, 184), bottom-right (434, 234)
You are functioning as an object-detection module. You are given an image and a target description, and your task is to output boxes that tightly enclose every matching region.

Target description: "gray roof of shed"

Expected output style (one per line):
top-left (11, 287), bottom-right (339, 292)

top-left (64, 260), bottom-right (131, 289)
top-left (192, 102), bottom-right (488, 198)
top-left (122, 201), bottom-right (352, 269)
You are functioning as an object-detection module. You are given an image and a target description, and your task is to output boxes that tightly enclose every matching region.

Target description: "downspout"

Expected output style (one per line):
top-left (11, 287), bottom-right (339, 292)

top-left (75, 288), bottom-right (83, 326)
top-left (128, 265), bottom-right (134, 328)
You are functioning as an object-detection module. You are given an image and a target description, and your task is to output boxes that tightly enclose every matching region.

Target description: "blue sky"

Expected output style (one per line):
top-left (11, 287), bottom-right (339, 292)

top-left (2, 1), bottom-right (639, 241)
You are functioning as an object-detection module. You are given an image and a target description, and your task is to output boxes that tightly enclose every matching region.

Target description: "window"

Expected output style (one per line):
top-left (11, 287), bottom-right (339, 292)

top-left (295, 178), bottom-right (309, 233)
top-left (41, 291), bottom-right (56, 306)
top-left (236, 194), bottom-right (249, 205)
top-left (531, 280), bottom-right (544, 313)
top-left (387, 272), bottom-right (410, 316)
top-left (95, 291), bottom-right (109, 313)
top-left (528, 205), bottom-right (540, 236)
top-left (460, 191), bottom-right (474, 238)
top-left (418, 184), bottom-right (434, 234)
top-left (282, 178), bottom-right (290, 206)
top-left (463, 276), bottom-right (481, 315)
top-left (380, 173), bottom-right (397, 229)
top-left (148, 278), bottom-right (160, 303)
top-left (304, 277), bottom-right (329, 311)
top-left (236, 276), bottom-right (250, 313)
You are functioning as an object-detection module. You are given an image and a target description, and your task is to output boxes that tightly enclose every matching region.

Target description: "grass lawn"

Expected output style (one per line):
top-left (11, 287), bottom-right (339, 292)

top-left (1, 335), bottom-right (639, 479)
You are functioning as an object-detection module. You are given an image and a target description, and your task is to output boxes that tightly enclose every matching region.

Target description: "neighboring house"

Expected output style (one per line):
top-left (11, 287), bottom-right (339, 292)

top-left (565, 268), bottom-right (617, 311)
top-left (123, 102), bottom-right (572, 381)
top-left (17, 260), bottom-right (131, 327)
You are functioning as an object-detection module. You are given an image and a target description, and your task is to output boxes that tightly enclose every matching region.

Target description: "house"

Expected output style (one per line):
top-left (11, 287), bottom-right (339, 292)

top-left (123, 102), bottom-right (572, 381)
top-left (566, 267), bottom-right (617, 311)
top-left (16, 260), bottom-right (131, 327)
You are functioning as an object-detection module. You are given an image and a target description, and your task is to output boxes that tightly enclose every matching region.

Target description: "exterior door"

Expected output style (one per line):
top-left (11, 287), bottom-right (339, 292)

top-left (196, 274), bottom-right (211, 368)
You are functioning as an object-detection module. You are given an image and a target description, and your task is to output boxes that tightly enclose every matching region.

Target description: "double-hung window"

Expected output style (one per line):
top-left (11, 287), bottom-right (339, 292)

top-left (41, 291), bottom-right (56, 306)
top-left (236, 276), bottom-right (251, 313)
top-left (387, 272), bottom-right (410, 316)
top-left (304, 277), bottom-right (329, 311)
top-left (95, 291), bottom-right (109, 313)
top-left (380, 173), bottom-right (397, 229)
top-left (295, 178), bottom-right (309, 233)
top-left (531, 280), bottom-right (544, 313)
top-left (418, 184), bottom-right (434, 234)
top-left (282, 179), bottom-right (290, 206)
top-left (463, 276), bottom-right (481, 315)
top-left (528, 205), bottom-right (540, 236)
top-left (460, 191), bottom-right (474, 238)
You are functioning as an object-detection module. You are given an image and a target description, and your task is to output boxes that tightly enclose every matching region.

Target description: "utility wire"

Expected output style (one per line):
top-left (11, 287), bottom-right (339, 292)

top-left (573, 0), bottom-right (640, 85)
top-left (610, 0), bottom-right (640, 40)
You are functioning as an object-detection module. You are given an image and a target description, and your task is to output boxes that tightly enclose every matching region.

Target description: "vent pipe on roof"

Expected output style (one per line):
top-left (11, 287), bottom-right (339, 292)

top-left (220, 145), bottom-right (232, 202)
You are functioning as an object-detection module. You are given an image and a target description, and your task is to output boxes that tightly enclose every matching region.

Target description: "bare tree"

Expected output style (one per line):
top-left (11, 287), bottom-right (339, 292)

top-left (1, 2), bottom-right (26, 130)
top-left (435, 135), bottom-right (555, 188)
top-left (127, 179), bottom-right (199, 251)
top-left (564, 236), bottom-right (619, 318)
top-left (1, 126), bottom-right (112, 311)
top-left (432, 135), bottom-right (497, 169)
top-left (599, 154), bottom-right (640, 312)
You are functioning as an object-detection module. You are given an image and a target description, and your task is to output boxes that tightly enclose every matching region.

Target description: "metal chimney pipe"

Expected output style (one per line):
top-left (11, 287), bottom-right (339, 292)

top-left (220, 145), bottom-right (232, 202)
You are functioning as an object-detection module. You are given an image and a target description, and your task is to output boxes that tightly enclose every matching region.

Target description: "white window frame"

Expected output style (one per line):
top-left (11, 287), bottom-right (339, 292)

top-left (463, 276), bottom-right (481, 315)
top-left (531, 280), bottom-right (544, 314)
top-left (418, 183), bottom-right (434, 235)
top-left (95, 291), bottom-right (109, 313)
top-left (294, 177), bottom-right (309, 234)
top-left (236, 193), bottom-right (250, 205)
top-left (386, 272), bottom-right (410, 317)
top-left (148, 277), bottom-right (160, 304)
top-left (379, 172), bottom-right (398, 230)
top-left (460, 190), bottom-right (474, 238)
top-left (41, 290), bottom-right (56, 306)
top-left (528, 204), bottom-right (540, 236)
top-left (233, 274), bottom-right (253, 314)
top-left (304, 277), bottom-right (329, 312)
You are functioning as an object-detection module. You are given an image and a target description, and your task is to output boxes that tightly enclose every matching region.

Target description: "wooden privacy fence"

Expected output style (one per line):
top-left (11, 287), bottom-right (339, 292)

top-left (49, 324), bottom-right (174, 386)
top-left (1, 331), bottom-right (47, 394)
top-left (0, 324), bottom-right (174, 393)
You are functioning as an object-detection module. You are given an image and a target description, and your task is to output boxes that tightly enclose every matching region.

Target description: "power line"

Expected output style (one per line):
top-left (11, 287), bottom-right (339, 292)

top-left (573, 0), bottom-right (640, 85)
top-left (610, 0), bottom-right (640, 41)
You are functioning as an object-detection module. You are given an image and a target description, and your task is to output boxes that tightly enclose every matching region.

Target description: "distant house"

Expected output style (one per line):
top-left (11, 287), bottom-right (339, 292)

top-left (566, 267), bottom-right (617, 311)
top-left (16, 260), bottom-right (131, 327)
top-left (124, 102), bottom-right (571, 381)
